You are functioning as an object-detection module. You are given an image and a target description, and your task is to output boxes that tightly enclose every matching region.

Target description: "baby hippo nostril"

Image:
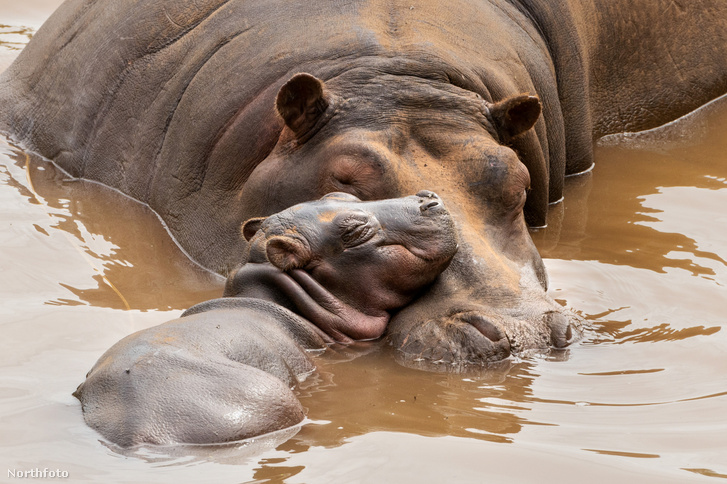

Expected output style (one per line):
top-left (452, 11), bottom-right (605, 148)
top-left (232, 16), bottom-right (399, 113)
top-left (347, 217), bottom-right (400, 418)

top-left (420, 200), bottom-right (441, 212)
top-left (415, 190), bottom-right (439, 199)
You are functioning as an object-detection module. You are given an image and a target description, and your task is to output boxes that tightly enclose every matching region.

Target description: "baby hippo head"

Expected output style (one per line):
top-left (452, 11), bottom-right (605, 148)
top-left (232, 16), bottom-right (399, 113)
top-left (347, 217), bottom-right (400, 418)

top-left (243, 191), bottom-right (459, 314)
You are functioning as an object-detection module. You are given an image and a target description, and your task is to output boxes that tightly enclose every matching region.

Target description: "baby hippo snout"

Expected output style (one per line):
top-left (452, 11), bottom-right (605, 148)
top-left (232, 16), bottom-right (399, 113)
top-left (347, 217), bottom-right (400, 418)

top-left (417, 190), bottom-right (444, 213)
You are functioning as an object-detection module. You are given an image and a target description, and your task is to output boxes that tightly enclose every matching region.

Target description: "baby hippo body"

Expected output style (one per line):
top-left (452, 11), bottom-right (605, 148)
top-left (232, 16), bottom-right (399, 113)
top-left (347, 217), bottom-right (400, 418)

top-left (75, 192), bottom-right (458, 446)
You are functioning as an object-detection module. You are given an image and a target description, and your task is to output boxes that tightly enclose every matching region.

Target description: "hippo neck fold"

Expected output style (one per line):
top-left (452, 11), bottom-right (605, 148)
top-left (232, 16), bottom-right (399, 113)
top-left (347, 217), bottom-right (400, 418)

top-left (224, 263), bottom-right (389, 344)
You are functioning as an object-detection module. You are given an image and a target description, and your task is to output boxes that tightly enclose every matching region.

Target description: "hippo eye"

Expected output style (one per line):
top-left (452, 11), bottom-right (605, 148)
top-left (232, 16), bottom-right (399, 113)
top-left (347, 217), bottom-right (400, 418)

top-left (338, 214), bottom-right (376, 247)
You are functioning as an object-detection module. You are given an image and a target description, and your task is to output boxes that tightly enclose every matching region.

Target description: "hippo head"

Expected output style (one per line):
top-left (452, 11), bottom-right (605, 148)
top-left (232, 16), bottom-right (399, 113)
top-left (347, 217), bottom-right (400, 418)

top-left (239, 191), bottom-right (459, 337)
top-left (237, 70), bottom-right (582, 364)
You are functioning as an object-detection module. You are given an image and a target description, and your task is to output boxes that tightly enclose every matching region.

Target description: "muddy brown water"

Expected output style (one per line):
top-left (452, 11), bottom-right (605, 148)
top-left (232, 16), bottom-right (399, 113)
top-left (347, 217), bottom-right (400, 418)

top-left (1, 3), bottom-right (726, 483)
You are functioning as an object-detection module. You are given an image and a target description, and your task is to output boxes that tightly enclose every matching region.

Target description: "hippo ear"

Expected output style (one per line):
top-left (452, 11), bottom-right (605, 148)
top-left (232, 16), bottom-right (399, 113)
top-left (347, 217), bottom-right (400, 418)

top-left (488, 95), bottom-right (541, 143)
top-left (241, 217), bottom-right (267, 241)
top-left (265, 236), bottom-right (312, 271)
top-left (276, 73), bottom-right (330, 136)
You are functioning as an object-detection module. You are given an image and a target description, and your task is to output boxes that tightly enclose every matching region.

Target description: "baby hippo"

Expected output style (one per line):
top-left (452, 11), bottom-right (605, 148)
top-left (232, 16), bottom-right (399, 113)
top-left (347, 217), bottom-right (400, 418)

top-left (74, 191), bottom-right (458, 447)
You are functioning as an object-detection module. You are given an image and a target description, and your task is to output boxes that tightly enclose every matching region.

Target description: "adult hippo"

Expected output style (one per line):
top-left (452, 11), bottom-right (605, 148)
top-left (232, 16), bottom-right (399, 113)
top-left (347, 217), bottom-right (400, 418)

top-left (2, 0), bottom-right (727, 363)
top-left (74, 192), bottom-right (459, 446)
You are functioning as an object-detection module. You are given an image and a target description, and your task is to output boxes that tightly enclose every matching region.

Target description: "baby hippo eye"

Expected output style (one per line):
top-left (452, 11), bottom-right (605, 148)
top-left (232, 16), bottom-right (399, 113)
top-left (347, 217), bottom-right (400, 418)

top-left (337, 213), bottom-right (376, 248)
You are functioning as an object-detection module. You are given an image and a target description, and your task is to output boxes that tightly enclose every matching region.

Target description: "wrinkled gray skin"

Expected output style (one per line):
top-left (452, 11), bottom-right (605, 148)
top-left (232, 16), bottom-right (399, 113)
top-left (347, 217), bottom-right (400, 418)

top-left (2, 0), bottom-right (727, 363)
top-left (74, 192), bottom-right (459, 446)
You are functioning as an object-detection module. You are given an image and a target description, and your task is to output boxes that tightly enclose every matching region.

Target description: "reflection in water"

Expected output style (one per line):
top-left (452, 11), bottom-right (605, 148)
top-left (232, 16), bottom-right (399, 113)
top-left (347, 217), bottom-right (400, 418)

top-left (289, 345), bottom-right (534, 447)
top-left (531, 101), bottom-right (727, 354)
top-left (585, 448), bottom-right (660, 459)
top-left (107, 426), bottom-right (303, 467)
top-left (533, 95), bottom-right (727, 281)
top-left (0, 24), bottom-right (33, 70)
top-left (2, 144), bottom-right (224, 310)
top-left (685, 468), bottom-right (727, 479)
top-left (0, 24), bottom-right (34, 46)
top-left (533, 145), bottom-right (727, 277)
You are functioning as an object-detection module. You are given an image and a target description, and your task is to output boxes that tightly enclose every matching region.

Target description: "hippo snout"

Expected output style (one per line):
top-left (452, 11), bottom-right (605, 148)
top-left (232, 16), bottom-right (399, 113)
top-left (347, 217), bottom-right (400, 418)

top-left (387, 301), bottom-right (585, 366)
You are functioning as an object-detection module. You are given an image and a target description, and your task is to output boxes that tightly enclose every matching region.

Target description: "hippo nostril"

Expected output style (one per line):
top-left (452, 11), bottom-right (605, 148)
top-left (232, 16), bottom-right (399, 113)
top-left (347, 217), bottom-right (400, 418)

top-left (545, 311), bottom-right (571, 348)
top-left (420, 200), bottom-right (440, 212)
top-left (415, 190), bottom-right (439, 199)
top-left (458, 313), bottom-right (506, 342)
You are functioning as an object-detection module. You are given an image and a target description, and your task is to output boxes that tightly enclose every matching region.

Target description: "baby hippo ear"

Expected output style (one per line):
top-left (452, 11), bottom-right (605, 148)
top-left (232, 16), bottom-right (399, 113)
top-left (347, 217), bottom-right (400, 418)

top-left (276, 73), bottom-right (330, 136)
top-left (488, 94), bottom-right (541, 143)
top-left (265, 236), bottom-right (312, 271)
top-left (241, 217), bottom-right (267, 241)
